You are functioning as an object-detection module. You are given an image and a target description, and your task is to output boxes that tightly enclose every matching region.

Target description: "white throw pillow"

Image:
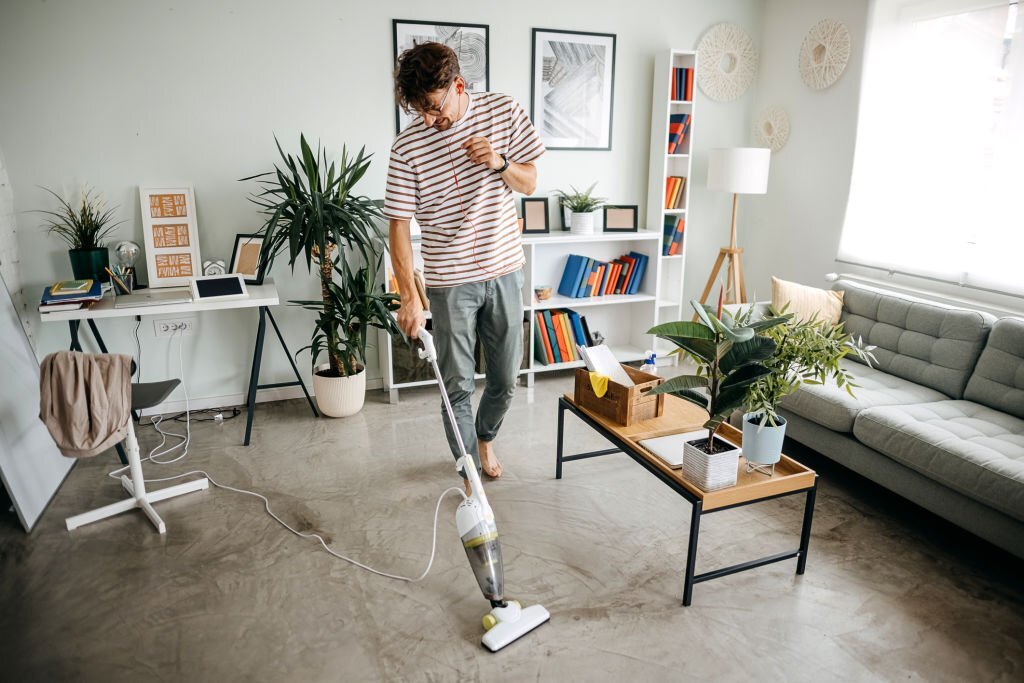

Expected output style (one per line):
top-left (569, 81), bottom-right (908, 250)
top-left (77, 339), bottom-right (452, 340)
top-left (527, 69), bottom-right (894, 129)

top-left (771, 276), bottom-right (843, 324)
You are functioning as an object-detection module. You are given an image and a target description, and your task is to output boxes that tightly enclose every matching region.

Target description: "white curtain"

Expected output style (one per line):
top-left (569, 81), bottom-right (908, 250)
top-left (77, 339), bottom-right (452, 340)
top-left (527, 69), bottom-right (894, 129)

top-left (840, 0), bottom-right (1024, 296)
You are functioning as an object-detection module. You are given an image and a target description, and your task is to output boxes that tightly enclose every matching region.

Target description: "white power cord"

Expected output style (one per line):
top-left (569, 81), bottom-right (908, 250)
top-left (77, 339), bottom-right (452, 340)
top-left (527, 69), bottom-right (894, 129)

top-left (107, 326), bottom-right (464, 583)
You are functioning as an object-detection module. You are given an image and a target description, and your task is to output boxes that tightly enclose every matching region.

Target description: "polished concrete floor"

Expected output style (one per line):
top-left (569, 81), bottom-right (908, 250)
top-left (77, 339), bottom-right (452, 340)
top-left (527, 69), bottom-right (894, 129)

top-left (2, 372), bottom-right (1023, 682)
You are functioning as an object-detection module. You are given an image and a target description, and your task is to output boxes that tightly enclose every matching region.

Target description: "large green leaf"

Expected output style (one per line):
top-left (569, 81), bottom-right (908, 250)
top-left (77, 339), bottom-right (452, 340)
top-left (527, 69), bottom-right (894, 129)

top-left (647, 321), bottom-right (715, 340)
top-left (719, 335), bottom-right (777, 374)
top-left (648, 374), bottom-right (709, 396)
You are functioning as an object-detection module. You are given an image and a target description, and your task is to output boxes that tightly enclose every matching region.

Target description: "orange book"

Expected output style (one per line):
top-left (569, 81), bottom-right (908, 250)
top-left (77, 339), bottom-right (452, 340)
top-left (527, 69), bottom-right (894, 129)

top-left (558, 313), bottom-right (578, 360)
top-left (551, 311), bottom-right (571, 362)
top-left (672, 177), bottom-right (687, 208)
top-left (685, 68), bottom-right (694, 100)
top-left (618, 256), bottom-right (636, 295)
top-left (669, 241), bottom-right (680, 256)
top-left (536, 312), bottom-right (555, 364)
top-left (592, 265), bottom-right (605, 297)
top-left (664, 177), bottom-right (675, 208)
top-left (602, 264), bottom-right (616, 295)
top-left (584, 265), bottom-right (599, 297)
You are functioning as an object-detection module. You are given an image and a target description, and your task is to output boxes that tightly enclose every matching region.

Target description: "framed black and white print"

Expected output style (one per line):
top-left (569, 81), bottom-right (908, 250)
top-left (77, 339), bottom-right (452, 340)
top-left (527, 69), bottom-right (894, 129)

top-left (603, 205), bottom-right (638, 232)
top-left (392, 20), bottom-right (490, 134)
top-left (521, 197), bottom-right (550, 234)
top-left (531, 29), bottom-right (616, 150)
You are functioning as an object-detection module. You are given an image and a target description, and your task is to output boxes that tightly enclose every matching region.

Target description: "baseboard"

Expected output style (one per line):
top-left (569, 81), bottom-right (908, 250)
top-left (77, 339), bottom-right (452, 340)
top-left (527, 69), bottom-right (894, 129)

top-left (140, 376), bottom-right (385, 416)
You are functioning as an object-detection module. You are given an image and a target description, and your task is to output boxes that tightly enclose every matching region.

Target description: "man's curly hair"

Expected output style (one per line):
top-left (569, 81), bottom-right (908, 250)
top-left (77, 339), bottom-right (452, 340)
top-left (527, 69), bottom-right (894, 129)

top-left (394, 42), bottom-right (461, 114)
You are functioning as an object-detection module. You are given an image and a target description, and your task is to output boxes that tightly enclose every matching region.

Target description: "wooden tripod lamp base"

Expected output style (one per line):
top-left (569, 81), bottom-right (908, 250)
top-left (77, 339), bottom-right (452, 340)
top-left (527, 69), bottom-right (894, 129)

top-left (697, 193), bottom-right (747, 308)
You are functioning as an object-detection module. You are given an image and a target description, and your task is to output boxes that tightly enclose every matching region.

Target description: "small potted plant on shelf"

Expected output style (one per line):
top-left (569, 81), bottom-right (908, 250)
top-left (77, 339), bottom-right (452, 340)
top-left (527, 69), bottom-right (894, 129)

top-left (243, 135), bottom-right (401, 418)
top-left (738, 305), bottom-right (876, 470)
top-left (647, 292), bottom-right (789, 490)
top-left (555, 183), bottom-right (606, 235)
top-left (37, 186), bottom-right (123, 283)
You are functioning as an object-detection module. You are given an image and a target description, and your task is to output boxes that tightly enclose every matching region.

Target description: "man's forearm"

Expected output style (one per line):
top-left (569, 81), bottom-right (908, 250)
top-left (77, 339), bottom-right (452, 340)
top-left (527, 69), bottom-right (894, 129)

top-left (499, 161), bottom-right (536, 195)
top-left (389, 219), bottom-right (418, 299)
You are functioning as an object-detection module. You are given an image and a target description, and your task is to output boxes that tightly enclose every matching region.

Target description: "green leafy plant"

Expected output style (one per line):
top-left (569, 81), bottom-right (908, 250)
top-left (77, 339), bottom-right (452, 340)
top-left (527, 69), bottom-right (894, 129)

top-left (647, 297), bottom-right (789, 452)
top-left (555, 182), bottom-right (606, 213)
top-left (242, 135), bottom-right (400, 377)
top-left (38, 186), bottom-right (123, 249)
top-left (738, 305), bottom-right (877, 427)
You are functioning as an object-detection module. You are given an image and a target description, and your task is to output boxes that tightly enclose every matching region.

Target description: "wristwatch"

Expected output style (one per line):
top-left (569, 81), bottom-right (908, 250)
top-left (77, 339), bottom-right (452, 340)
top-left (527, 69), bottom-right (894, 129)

top-left (495, 153), bottom-right (510, 174)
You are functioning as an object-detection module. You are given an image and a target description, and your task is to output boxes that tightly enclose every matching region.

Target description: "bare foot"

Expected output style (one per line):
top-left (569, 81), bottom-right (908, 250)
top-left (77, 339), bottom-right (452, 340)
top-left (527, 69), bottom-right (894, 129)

top-left (478, 439), bottom-right (503, 478)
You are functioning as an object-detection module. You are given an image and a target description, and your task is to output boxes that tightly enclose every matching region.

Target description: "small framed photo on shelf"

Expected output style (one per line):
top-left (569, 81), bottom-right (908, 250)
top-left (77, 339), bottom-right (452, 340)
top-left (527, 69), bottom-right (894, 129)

top-left (139, 185), bottom-right (201, 288)
top-left (603, 205), bottom-right (638, 232)
top-left (229, 233), bottom-right (267, 285)
top-left (521, 197), bottom-right (550, 234)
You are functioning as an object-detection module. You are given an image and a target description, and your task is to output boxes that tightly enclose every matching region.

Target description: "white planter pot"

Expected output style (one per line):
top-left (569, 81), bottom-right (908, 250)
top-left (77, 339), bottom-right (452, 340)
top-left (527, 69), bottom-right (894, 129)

top-left (682, 434), bottom-right (740, 491)
top-left (312, 362), bottom-right (366, 418)
top-left (570, 211), bottom-right (597, 235)
top-left (742, 413), bottom-right (787, 465)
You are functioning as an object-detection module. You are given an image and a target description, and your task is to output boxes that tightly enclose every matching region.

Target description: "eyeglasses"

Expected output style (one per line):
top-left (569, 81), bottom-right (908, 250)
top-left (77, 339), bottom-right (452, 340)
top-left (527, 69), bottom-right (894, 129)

top-left (414, 82), bottom-right (455, 118)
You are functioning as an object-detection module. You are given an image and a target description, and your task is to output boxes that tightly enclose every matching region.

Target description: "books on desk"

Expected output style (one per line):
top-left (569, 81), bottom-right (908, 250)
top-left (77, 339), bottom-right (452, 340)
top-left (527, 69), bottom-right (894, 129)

top-left (39, 280), bottom-right (104, 313)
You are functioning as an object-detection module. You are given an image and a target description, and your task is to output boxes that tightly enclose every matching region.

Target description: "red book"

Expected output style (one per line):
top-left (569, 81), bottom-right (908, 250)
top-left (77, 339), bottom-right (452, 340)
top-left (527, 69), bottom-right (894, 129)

top-left (551, 311), bottom-right (571, 362)
top-left (664, 177), bottom-right (675, 208)
top-left (685, 68), bottom-right (694, 101)
top-left (617, 256), bottom-right (636, 295)
top-left (604, 263), bottom-right (619, 295)
top-left (536, 312), bottom-right (555, 364)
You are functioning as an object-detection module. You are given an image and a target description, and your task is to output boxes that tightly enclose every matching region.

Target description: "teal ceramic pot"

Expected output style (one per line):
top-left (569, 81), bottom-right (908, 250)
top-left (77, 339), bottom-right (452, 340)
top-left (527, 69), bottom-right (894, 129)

top-left (68, 247), bottom-right (110, 283)
top-left (742, 412), bottom-right (787, 464)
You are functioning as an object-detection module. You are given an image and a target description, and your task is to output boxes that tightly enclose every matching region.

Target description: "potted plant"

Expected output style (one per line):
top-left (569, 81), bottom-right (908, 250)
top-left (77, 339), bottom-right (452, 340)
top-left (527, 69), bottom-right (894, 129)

top-left (555, 183), bottom-right (606, 235)
top-left (647, 294), bottom-right (788, 490)
top-left (243, 135), bottom-right (401, 417)
top-left (739, 305), bottom-right (876, 469)
top-left (38, 186), bottom-right (122, 283)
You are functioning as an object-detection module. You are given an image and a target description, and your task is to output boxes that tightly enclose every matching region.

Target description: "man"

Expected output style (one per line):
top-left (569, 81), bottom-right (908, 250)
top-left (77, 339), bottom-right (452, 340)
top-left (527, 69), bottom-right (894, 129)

top-left (385, 42), bottom-right (544, 493)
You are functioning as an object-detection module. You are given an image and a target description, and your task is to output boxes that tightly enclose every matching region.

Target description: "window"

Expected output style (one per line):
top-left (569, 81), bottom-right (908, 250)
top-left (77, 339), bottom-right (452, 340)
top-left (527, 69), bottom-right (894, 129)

top-left (839, 0), bottom-right (1023, 296)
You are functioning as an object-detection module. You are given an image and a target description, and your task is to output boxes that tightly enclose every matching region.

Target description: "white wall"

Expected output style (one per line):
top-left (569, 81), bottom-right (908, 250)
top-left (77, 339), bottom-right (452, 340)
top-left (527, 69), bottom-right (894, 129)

top-left (0, 0), bottom-right (762, 407)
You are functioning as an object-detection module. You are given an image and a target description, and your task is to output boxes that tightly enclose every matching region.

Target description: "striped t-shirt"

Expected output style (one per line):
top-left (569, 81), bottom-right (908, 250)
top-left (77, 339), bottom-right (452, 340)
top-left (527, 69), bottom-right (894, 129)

top-left (384, 92), bottom-right (545, 287)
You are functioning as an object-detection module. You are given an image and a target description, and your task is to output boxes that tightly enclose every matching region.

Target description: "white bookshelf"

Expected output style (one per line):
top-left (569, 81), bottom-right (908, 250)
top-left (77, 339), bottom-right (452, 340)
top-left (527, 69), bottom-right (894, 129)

top-left (647, 49), bottom-right (696, 358)
top-left (377, 230), bottom-right (664, 403)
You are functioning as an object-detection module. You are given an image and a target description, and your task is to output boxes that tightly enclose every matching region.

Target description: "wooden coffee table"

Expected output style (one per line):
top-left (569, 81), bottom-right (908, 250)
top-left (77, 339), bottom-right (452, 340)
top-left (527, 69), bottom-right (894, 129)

top-left (557, 394), bottom-right (818, 606)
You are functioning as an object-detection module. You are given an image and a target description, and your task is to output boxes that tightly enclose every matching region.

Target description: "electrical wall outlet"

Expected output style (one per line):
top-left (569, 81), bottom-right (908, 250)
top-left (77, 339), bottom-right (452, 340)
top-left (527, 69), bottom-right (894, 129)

top-left (154, 317), bottom-right (196, 337)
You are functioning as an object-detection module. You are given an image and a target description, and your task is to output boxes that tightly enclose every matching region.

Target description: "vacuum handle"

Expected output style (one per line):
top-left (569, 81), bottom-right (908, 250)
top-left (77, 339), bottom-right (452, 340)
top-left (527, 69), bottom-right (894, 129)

top-left (415, 327), bottom-right (437, 362)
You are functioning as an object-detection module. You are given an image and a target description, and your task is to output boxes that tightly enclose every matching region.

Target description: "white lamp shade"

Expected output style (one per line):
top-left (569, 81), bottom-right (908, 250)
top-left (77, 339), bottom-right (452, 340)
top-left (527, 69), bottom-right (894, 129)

top-left (707, 147), bottom-right (771, 194)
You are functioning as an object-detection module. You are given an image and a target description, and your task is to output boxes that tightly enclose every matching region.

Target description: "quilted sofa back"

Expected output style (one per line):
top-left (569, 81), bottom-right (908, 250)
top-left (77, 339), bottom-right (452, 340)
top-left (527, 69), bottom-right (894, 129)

top-left (834, 280), bottom-right (995, 399)
top-left (964, 317), bottom-right (1024, 419)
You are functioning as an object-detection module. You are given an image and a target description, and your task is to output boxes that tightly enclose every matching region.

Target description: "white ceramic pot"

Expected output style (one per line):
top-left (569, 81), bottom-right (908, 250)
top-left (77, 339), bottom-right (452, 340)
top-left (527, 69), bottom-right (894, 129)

top-left (570, 211), bottom-right (597, 235)
top-left (742, 413), bottom-right (787, 465)
top-left (681, 434), bottom-right (740, 491)
top-left (312, 362), bottom-right (366, 418)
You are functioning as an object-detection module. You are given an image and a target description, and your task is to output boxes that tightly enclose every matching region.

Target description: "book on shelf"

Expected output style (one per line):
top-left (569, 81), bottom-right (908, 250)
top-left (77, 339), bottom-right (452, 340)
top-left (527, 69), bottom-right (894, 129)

top-left (662, 216), bottom-right (685, 255)
top-left (38, 300), bottom-right (89, 313)
top-left (667, 113), bottom-right (691, 154)
top-left (556, 253), bottom-right (649, 299)
top-left (40, 280), bottom-right (102, 306)
top-left (534, 308), bottom-right (594, 366)
top-left (50, 279), bottom-right (93, 295)
top-left (664, 176), bottom-right (687, 209)
top-left (671, 67), bottom-right (693, 101)
top-left (533, 317), bottom-right (550, 366)
top-left (541, 310), bottom-right (561, 363)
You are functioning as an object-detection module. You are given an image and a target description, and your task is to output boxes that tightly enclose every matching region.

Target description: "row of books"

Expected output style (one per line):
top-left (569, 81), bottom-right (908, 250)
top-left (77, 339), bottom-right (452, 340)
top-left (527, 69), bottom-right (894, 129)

top-left (664, 176), bottom-right (687, 209)
top-left (671, 67), bottom-right (694, 101)
top-left (38, 279), bottom-right (104, 313)
top-left (556, 252), bottom-right (650, 299)
top-left (662, 217), bottom-right (685, 256)
top-left (533, 309), bottom-right (595, 366)
top-left (667, 113), bottom-right (692, 154)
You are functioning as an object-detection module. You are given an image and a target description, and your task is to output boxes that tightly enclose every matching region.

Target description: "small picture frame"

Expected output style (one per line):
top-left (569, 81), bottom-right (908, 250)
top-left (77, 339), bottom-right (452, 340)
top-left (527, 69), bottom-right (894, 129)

top-left (521, 197), bottom-right (550, 234)
top-left (229, 233), bottom-right (267, 285)
top-left (603, 205), bottom-right (638, 232)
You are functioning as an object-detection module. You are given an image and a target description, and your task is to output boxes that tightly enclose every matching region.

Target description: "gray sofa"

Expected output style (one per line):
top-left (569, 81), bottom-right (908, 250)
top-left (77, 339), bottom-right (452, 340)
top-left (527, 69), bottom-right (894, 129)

top-left (777, 280), bottom-right (1024, 558)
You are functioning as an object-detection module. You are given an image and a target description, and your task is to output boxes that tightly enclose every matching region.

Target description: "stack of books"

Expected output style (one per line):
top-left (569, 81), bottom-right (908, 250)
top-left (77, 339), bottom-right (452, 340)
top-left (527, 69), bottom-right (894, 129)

top-left (671, 67), bottom-right (694, 101)
top-left (534, 308), bottom-right (594, 366)
top-left (667, 113), bottom-right (692, 154)
top-left (556, 252), bottom-right (649, 299)
top-left (38, 279), bottom-right (103, 313)
top-left (662, 217), bottom-right (685, 256)
top-left (664, 176), bottom-right (687, 209)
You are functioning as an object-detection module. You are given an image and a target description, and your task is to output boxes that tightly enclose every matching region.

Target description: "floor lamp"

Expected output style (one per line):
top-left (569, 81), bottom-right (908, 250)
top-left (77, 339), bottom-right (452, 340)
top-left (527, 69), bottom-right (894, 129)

top-left (697, 147), bottom-right (771, 307)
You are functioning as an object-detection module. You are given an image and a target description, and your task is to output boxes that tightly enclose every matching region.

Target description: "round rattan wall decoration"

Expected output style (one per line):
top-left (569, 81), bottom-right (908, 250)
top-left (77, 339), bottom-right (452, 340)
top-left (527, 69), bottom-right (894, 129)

top-left (754, 106), bottom-right (790, 152)
top-left (799, 19), bottom-right (851, 89)
top-left (696, 23), bottom-right (759, 102)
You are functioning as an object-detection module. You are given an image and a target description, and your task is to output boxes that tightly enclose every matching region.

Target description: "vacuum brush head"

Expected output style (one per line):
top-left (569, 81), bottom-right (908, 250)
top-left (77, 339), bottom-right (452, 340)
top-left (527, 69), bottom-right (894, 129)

top-left (481, 601), bottom-right (550, 652)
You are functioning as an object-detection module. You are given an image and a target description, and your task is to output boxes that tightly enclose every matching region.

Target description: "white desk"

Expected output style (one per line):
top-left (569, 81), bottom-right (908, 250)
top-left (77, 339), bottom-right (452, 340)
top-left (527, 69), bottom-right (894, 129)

top-left (38, 279), bottom-right (318, 446)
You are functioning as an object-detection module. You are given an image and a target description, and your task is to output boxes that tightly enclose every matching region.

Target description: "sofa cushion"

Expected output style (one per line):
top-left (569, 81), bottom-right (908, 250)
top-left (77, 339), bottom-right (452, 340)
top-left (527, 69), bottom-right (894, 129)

top-left (964, 317), bottom-right (1024, 420)
top-left (780, 358), bottom-right (947, 433)
top-left (854, 401), bottom-right (1024, 522)
top-left (835, 280), bottom-right (994, 399)
top-left (771, 276), bottom-right (843, 324)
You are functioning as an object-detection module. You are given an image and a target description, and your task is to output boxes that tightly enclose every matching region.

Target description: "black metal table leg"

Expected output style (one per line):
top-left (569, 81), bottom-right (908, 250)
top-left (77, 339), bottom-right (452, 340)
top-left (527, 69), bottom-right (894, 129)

top-left (683, 501), bottom-right (702, 606)
top-left (265, 307), bottom-right (318, 418)
top-left (69, 321), bottom-right (82, 351)
top-left (86, 319), bottom-right (109, 354)
top-left (244, 306), bottom-right (268, 446)
top-left (797, 480), bottom-right (817, 575)
top-left (556, 401), bottom-right (565, 479)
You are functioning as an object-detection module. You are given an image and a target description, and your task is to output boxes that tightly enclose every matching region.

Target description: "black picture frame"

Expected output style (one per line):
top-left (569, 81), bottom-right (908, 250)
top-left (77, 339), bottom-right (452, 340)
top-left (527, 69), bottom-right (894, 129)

top-left (392, 19), bottom-right (490, 134)
top-left (229, 233), bottom-right (267, 285)
top-left (520, 197), bottom-right (550, 234)
top-left (530, 28), bottom-right (617, 151)
top-left (602, 205), bottom-right (638, 232)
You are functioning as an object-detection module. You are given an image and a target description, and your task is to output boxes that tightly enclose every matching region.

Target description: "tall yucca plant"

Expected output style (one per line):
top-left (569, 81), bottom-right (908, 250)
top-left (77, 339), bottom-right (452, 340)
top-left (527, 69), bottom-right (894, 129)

top-left (648, 297), bottom-right (789, 451)
top-left (241, 135), bottom-right (399, 377)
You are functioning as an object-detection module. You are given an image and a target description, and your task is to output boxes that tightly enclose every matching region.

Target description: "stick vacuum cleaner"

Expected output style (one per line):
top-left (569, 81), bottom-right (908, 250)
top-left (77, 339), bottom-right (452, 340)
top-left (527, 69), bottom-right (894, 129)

top-left (415, 328), bottom-right (550, 652)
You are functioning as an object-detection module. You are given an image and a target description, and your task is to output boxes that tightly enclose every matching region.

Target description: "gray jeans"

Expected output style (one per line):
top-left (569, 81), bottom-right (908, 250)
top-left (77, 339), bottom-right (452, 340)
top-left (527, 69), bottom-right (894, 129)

top-left (426, 269), bottom-right (524, 478)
